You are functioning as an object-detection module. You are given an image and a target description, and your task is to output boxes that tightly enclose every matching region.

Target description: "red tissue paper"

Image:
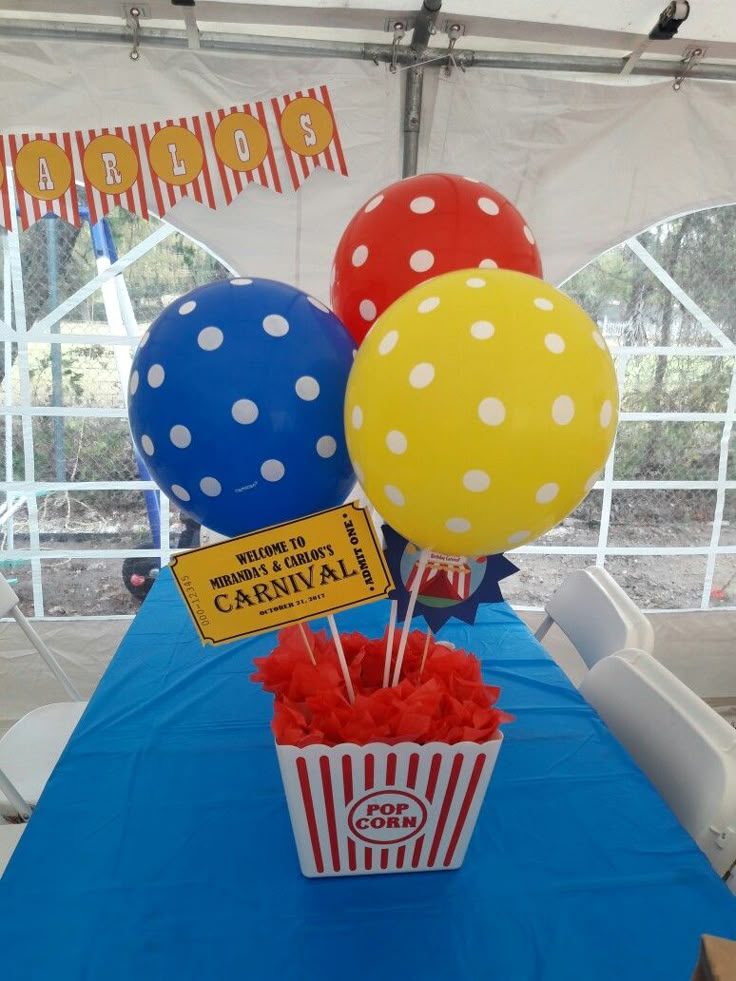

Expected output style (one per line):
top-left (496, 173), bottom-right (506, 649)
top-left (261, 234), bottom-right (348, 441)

top-left (250, 625), bottom-right (513, 748)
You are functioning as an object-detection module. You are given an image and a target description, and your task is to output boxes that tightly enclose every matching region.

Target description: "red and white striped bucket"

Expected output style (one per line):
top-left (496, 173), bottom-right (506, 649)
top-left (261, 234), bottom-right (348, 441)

top-left (276, 737), bottom-right (502, 877)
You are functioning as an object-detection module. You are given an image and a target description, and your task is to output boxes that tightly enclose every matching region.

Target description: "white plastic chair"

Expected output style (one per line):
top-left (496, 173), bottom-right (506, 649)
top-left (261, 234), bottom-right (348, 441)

top-left (0, 575), bottom-right (87, 817)
top-left (0, 764), bottom-right (31, 820)
top-left (534, 566), bottom-right (654, 669)
top-left (0, 822), bottom-right (26, 878)
top-left (0, 703), bottom-right (87, 818)
top-left (580, 649), bottom-right (736, 878)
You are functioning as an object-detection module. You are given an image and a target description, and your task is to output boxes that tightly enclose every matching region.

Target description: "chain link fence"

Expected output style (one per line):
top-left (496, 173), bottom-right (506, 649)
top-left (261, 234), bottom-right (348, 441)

top-left (1, 200), bottom-right (734, 616)
top-left (1, 203), bottom-right (230, 616)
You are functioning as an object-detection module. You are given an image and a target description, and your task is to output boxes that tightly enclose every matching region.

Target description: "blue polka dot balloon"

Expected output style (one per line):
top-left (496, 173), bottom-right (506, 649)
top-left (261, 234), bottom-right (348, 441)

top-left (127, 277), bottom-right (356, 537)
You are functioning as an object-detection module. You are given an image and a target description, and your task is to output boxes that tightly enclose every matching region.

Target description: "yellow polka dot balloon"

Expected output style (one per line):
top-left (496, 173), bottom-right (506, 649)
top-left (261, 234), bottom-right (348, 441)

top-left (345, 268), bottom-right (619, 556)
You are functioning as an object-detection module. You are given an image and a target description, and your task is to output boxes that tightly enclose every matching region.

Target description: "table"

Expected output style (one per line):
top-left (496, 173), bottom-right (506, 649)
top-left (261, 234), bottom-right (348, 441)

top-left (1, 568), bottom-right (734, 980)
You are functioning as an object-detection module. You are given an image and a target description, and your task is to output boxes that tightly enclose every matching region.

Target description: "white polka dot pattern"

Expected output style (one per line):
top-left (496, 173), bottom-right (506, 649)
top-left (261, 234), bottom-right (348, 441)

top-left (170, 425), bottom-right (191, 448)
top-left (200, 477), bottom-right (222, 497)
top-left (552, 396), bottom-right (575, 425)
top-left (232, 399), bottom-right (259, 424)
top-left (470, 321), bottom-right (494, 340)
top-left (384, 484), bottom-right (405, 506)
top-left (316, 436), bottom-right (337, 458)
top-left (147, 365), bottom-right (165, 388)
top-left (409, 363), bottom-right (435, 389)
top-left (295, 376), bottom-right (320, 401)
top-left (446, 518), bottom-right (471, 533)
top-left (129, 276), bottom-right (356, 540)
top-left (198, 326), bottom-right (223, 351)
top-left (478, 197), bottom-right (500, 215)
top-left (263, 314), bottom-right (289, 337)
top-left (535, 483), bottom-right (559, 504)
top-left (352, 245), bottom-right (368, 267)
top-left (463, 470), bottom-right (490, 492)
top-left (418, 297), bottom-right (440, 314)
top-left (544, 334), bottom-right (565, 354)
top-left (410, 196), bottom-right (435, 214)
top-left (386, 430), bottom-right (407, 454)
top-left (410, 250), bottom-right (434, 273)
top-left (478, 398), bottom-right (506, 426)
top-left (261, 459), bottom-right (285, 482)
top-left (359, 299), bottom-right (377, 321)
top-left (343, 266), bottom-right (618, 556)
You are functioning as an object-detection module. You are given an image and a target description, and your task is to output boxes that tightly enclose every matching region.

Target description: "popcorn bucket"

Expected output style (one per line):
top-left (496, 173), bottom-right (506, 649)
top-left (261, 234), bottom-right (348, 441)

top-left (276, 736), bottom-right (502, 877)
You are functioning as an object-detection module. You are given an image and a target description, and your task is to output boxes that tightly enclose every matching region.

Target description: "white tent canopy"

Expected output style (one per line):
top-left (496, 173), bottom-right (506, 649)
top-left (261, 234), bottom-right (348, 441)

top-left (1, 2), bottom-right (735, 288)
top-left (0, 1), bottom-right (734, 723)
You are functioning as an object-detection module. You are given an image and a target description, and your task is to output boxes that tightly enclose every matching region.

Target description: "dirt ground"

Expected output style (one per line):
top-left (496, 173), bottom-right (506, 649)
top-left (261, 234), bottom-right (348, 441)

top-left (2, 514), bottom-right (735, 616)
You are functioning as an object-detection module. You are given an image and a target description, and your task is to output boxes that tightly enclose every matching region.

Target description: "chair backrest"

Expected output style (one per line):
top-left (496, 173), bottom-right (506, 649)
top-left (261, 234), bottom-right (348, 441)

top-left (0, 766), bottom-right (30, 821)
top-left (0, 573), bottom-right (82, 701)
top-left (580, 649), bottom-right (736, 876)
top-left (0, 575), bottom-right (20, 619)
top-left (543, 567), bottom-right (654, 669)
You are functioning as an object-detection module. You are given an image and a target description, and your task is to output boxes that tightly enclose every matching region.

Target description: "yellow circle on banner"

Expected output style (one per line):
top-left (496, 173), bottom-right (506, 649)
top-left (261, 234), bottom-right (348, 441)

top-left (15, 139), bottom-right (72, 201)
top-left (279, 97), bottom-right (333, 157)
top-left (83, 134), bottom-right (139, 195)
top-left (148, 126), bottom-right (204, 186)
top-left (345, 269), bottom-right (619, 556)
top-left (214, 112), bottom-right (269, 172)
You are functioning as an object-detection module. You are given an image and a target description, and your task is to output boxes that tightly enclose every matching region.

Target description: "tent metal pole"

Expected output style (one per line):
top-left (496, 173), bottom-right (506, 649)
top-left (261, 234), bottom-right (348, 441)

top-left (402, 0), bottom-right (442, 179)
top-left (402, 67), bottom-right (423, 178)
top-left (411, 0), bottom-right (442, 52)
top-left (1, 19), bottom-right (736, 82)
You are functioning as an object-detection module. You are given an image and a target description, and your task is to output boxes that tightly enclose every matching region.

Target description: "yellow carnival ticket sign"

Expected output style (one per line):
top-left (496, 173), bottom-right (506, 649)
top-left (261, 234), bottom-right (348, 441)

top-left (170, 502), bottom-right (394, 645)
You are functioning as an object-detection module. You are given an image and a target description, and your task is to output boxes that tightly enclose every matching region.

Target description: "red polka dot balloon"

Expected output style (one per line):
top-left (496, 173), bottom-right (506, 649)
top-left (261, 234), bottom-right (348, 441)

top-left (331, 172), bottom-right (543, 346)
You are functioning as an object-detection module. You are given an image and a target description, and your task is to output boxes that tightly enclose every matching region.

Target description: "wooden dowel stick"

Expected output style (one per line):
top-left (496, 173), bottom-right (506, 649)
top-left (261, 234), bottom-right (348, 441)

top-left (327, 614), bottom-right (355, 704)
top-left (298, 622), bottom-right (316, 665)
top-left (382, 600), bottom-right (398, 688)
top-left (418, 628), bottom-right (433, 679)
top-left (391, 549), bottom-right (429, 687)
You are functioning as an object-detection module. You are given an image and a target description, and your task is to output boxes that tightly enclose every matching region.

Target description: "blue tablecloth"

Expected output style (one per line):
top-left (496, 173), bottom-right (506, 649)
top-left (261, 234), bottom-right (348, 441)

top-left (1, 568), bottom-right (734, 979)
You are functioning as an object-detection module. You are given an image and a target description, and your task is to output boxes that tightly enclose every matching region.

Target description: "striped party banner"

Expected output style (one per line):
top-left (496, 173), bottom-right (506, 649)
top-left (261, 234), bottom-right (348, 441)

top-left (7, 132), bottom-right (80, 230)
top-left (138, 116), bottom-right (216, 217)
top-left (204, 102), bottom-right (282, 202)
top-left (271, 84), bottom-right (348, 191)
top-left (74, 125), bottom-right (149, 225)
top-left (0, 139), bottom-right (11, 231)
top-left (276, 737), bottom-right (502, 877)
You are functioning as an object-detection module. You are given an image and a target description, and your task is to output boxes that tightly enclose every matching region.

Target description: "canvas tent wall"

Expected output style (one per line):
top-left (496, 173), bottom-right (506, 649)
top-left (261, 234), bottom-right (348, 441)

top-left (0, 0), bottom-right (734, 722)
